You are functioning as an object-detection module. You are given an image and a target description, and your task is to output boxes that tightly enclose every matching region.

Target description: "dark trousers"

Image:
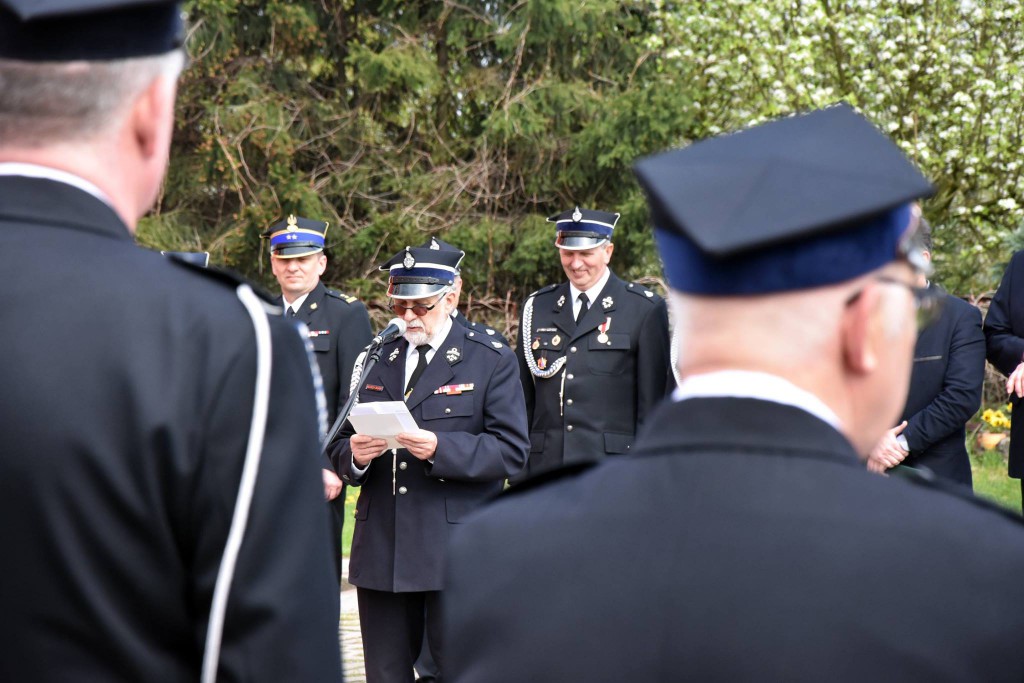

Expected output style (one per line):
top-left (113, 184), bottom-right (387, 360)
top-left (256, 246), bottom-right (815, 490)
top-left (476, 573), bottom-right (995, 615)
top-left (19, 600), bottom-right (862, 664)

top-left (328, 492), bottom-right (345, 582)
top-left (357, 587), bottom-right (443, 683)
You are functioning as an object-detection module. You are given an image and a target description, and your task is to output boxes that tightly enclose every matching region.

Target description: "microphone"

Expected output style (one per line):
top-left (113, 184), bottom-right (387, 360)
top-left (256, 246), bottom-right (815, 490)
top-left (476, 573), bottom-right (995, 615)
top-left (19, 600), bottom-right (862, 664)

top-left (370, 318), bottom-right (407, 346)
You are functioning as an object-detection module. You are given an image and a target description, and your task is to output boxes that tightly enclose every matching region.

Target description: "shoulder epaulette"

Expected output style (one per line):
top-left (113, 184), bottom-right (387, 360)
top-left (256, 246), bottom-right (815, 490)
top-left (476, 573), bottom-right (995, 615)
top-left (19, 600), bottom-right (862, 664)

top-left (465, 328), bottom-right (508, 353)
top-left (326, 289), bottom-right (358, 304)
top-left (167, 260), bottom-right (279, 303)
top-left (503, 462), bottom-right (597, 496)
top-left (891, 465), bottom-right (1024, 527)
top-left (527, 283), bottom-right (560, 299)
top-left (625, 281), bottom-right (662, 302)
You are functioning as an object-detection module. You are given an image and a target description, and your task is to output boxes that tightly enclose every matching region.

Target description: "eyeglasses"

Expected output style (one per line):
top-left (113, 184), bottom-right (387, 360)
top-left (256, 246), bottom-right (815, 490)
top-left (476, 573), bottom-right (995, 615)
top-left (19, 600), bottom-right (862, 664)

top-left (390, 295), bottom-right (444, 317)
top-left (846, 276), bottom-right (943, 330)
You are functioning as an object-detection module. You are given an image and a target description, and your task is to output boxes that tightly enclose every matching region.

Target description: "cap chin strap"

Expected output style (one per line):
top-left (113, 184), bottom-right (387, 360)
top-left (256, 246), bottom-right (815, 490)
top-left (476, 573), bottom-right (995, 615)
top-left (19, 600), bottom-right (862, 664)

top-left (201, 284), bottom-right (273, 683)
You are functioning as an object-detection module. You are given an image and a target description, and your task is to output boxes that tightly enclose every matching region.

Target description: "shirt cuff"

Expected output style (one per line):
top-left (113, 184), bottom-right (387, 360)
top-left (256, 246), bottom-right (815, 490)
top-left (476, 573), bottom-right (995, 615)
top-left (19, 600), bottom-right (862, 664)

top-left (896, 434), bottom-right (909, 452)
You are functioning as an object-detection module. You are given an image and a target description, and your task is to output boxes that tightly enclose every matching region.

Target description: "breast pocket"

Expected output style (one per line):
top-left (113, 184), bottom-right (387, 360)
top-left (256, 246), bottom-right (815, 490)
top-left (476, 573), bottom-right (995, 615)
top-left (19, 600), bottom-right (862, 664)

top-left (310, 334), bottom-right (330, 353)
top-left (421, 394), bottom-right (475, 421)
top-left (586, 333), bottom-right (631, 375)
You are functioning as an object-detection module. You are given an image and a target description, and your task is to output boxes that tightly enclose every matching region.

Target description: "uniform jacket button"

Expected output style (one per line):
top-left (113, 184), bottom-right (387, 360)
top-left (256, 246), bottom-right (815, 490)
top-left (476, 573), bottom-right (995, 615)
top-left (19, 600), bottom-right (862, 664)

top-left (399, 461), bottom-right (408, 470)
top-left (566, 425), bottom-right (574, 432)
top-left (566, 399), bottom-right (573, 406)
top-left (444, 407), bottom-right (451, 414)
top-left (570, 346), bottom-right (577, 353)
top-left (398, 486), bottom-right (408, 494)
top-left (567, 373), bottom-right (574, 380)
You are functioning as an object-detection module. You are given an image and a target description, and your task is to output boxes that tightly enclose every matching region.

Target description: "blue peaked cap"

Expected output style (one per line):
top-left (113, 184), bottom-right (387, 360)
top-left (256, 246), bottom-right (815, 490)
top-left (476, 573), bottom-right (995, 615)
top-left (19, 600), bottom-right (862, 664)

top-left (634, 104), bottom-right (934, 295)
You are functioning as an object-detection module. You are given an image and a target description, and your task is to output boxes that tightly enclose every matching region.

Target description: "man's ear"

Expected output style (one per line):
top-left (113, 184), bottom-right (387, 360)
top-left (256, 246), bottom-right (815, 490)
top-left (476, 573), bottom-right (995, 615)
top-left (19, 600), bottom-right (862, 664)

top-left (841, 283), bottom-right (880, 375)
top-left (317, 254), bottom-right (328, 276)
top-left (130, 74), bottom-right (175, 160)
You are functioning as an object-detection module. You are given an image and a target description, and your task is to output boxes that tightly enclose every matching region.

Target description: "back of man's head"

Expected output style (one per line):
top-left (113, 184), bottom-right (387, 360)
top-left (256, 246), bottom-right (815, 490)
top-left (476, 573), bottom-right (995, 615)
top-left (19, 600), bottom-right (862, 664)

top-left (0, 0), bottom-right (186, 228)
top-left (635, 104), bottom-right (934, 456)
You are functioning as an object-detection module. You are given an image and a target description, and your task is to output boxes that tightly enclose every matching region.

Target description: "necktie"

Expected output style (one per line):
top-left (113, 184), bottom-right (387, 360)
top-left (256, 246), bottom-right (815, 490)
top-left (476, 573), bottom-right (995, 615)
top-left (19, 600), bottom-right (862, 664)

top-left (405, 345), bottom-right (431, 400)
top-left (575, 293), bottom-right (589, 326)
top-left (286, 306), bottom-right (296, 317)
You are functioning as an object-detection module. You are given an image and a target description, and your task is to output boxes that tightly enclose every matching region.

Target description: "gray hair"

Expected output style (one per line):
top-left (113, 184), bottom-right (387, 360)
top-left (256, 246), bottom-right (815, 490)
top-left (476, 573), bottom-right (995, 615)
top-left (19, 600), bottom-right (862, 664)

top-left (0, 50), bottom-right (185, 147)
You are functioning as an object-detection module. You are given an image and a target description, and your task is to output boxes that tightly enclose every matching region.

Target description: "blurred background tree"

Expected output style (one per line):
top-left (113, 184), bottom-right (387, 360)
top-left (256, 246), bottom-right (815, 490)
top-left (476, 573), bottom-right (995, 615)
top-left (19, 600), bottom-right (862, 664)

top-left (139, 0), bottom-right (1024, 335)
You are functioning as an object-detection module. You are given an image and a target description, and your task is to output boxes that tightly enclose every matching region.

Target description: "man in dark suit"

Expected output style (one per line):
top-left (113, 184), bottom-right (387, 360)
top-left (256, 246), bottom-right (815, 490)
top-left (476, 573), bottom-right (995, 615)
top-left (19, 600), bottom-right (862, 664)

top-left (514, 207), bottom-right (672, 482)
top-left (444, 105), bottom-right (1024, 682)
top-left (264, 214), bottom-right (373, 575)
top-left (329, 244), bottom-right (529, 683)
top-left (869, 218), bottom-right (985, 486)
top-left (984, 249), bottom-right (1024, 504)
top-left (0, 2), bottom-right (342, 680)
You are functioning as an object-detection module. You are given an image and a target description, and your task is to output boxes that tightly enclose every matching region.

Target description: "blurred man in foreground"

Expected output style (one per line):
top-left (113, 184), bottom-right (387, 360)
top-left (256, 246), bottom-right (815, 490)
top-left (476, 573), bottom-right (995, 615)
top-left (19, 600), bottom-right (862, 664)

top-left (0, 1), bottom-right (342, 680)
top-left (444, 104), bottom-right (1024, 682)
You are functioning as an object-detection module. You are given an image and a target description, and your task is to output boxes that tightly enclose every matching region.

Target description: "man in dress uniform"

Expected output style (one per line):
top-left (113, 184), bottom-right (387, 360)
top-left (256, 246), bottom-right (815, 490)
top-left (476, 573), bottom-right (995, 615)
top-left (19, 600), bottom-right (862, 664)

top-left (329, 244), bottom-right (529, 683)
top-left (0, 2), bottom-right (342, 681)
top-left (513, 207), bottom-right (672, 482)
top-left (984, 249), bottom-right (1024, 506)
top-left (264, 214), bottom-right (373, 574)
top-left (869, 217), bottom-right (985, 486)
top-left (444, 104), bottom-right (1024, 682)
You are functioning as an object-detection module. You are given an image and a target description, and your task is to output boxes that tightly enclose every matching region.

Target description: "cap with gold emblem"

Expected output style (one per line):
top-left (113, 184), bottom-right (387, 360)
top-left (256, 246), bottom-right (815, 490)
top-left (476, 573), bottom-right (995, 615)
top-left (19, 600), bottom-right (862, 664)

top-left (549, 206), bottom-right (620, 250)
top-left (261, 215), bottom-right (328, 259)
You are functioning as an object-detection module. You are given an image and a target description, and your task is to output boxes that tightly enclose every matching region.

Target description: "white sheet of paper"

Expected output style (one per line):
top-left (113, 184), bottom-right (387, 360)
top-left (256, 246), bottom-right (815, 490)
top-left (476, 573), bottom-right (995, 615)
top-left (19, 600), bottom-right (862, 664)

top-left (348, 401), bottom-right (419, 449)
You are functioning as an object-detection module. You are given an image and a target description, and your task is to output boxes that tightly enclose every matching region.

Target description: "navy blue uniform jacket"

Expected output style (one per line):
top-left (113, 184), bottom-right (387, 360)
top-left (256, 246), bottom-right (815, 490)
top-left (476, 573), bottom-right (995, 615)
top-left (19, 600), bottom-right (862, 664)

top-left (0, 177), bottom-right (342, 681)
top-left (898, 287), bottom-right (984, 485)
top-left (514, 272), bottom-right (672, 481)
top-left (331, 320), bottom-right (528, 592)
top-left (288, 280), bottom-right (372, 421)
top-left (984, 250), bottom-right (1024, 477)
top-left (445, 397), bottom-right (1024, 682)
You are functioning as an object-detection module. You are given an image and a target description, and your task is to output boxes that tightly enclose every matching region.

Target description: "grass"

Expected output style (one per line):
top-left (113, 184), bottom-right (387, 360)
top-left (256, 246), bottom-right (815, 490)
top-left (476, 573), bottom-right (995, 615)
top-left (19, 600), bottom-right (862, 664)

top-left (338, 442), bottom-right (1021, 558)
top-left (971, 444), bottom-right (1021, 511)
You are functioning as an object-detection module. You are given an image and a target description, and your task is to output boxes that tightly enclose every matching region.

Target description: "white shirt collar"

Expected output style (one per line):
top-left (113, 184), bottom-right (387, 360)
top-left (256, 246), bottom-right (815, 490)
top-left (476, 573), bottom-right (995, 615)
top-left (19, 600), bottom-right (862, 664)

top-left (284, 291), bottom-right (312, 314)
top-left (0, 162), bottom-right (113, 207)
top-left (569, 266), bottom-right (612, 308)
top-left (673, 370), bottom-right (842, 430)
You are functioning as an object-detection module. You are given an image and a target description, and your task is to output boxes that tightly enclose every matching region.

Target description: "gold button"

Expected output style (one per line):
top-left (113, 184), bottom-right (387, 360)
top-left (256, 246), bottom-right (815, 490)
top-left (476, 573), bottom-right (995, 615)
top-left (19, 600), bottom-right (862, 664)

top-left (399, 486), bottom-right (408, 494)
top-left (399, 462), bottom-right (408, 470)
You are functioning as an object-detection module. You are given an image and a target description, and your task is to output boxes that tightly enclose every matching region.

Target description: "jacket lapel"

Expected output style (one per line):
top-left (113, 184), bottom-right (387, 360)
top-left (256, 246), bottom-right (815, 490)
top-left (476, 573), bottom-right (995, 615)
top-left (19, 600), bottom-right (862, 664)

top-left (570, 273), bottom-right (621, 342)
top-left (552, 283), bottom-right (576, 337)
top-left (405, 324), bottom-right (462, 410)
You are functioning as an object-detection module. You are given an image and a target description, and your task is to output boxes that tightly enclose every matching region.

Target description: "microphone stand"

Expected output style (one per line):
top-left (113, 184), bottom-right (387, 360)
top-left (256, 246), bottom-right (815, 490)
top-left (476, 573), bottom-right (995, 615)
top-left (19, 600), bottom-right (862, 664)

top-left (321, 341), bottom-right (385, 455)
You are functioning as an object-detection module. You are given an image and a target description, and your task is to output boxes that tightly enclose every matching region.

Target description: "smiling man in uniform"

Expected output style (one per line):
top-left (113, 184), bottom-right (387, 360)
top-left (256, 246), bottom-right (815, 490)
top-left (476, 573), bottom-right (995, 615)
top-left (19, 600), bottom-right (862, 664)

top-left (514, 207), bottom-right (673, 482)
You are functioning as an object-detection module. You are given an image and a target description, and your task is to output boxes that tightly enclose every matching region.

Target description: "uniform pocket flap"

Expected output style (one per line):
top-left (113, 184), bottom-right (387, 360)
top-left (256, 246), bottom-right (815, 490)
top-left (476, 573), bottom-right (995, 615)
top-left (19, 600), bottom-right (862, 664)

top-left (310, 335), bottom-right (330, 353)
top-left (446, 497), bottom-right (474, 523)
top-left (529, 431), bottom-right (546, 453)
top-left (603, 432), bottom-right (634, 454)
top-left (421, 396), bottom-right (474, 420)
top-left (588, 333), bottom-right (630, 351)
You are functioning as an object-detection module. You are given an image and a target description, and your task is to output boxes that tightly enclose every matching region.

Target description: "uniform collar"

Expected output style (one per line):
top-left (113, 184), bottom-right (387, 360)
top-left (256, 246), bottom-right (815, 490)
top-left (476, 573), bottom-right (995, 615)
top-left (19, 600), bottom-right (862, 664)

top-left (569, 266), bottom-right (612, 306)
top-left (0, 162), bottom-right (113, 208)
top-left (674, 370), bottom-right (842, 431)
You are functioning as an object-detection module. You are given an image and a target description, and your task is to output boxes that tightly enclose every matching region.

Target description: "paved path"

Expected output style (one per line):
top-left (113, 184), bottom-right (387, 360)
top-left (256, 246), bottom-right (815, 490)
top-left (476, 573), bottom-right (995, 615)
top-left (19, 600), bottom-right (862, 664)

top-left (339, 559), bottom-right (366, 682)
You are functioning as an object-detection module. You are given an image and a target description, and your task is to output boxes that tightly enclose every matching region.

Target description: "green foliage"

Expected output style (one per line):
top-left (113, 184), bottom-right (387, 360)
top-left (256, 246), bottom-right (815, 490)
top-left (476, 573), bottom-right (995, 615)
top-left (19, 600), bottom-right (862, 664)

top-left (139, 0), bottom-right (1024, 327)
